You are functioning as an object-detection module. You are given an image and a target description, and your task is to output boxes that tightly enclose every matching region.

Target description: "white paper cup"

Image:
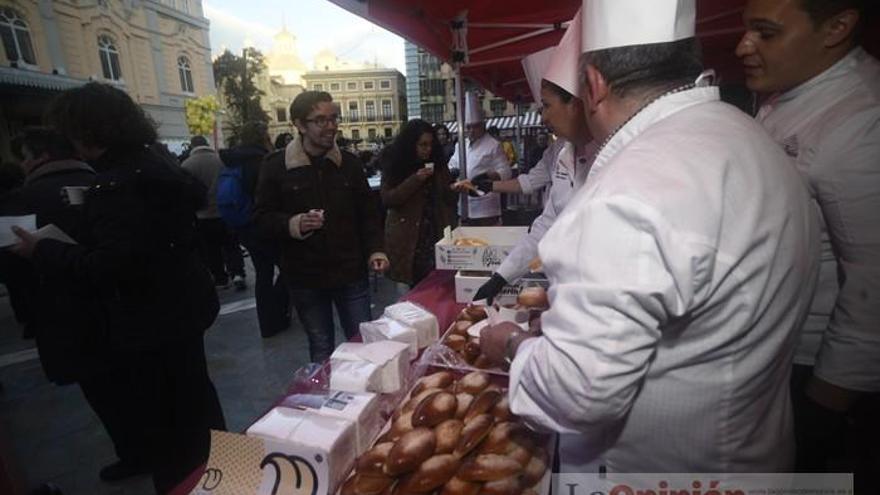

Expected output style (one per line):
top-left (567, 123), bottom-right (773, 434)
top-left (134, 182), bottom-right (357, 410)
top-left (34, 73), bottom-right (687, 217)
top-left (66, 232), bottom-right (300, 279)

top-left (309, 208), bottom-right (325, 221)
top-left (424, 162), bottom-right (435, 171)
top-left (63, 186), bottom-right (89, 205)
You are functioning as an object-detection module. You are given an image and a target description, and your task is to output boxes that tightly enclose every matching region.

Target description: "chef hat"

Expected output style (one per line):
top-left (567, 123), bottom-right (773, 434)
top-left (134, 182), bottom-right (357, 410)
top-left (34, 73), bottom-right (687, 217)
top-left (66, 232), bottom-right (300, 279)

top-left (544, 8), bottom-right (582, 98)
top-left (581, 0), bottom-right (696, 53)
top-left (464, 91), bottom-right (484, 125)
top-left (522, 47), bottom-right (555, 104)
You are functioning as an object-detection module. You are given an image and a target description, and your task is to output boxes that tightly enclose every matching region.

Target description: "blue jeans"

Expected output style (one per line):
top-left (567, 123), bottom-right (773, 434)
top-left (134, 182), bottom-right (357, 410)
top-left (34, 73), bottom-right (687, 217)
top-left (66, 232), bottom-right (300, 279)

top-left (288, 278), bottom-right (372, 362)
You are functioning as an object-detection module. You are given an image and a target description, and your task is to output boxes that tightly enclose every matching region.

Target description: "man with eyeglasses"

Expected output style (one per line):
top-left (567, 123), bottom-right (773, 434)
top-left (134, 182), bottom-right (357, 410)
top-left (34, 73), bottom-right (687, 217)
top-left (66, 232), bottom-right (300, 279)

top-left (254, 91), bottom-right (389, 362)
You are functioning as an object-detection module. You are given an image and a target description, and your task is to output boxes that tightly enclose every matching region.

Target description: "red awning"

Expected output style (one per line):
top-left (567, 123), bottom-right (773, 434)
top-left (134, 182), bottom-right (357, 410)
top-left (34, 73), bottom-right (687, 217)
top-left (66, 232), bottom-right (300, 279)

top-left (329, 0), bottom-right (880, 102)
top-left (329, 0), bottom-right (749, 102)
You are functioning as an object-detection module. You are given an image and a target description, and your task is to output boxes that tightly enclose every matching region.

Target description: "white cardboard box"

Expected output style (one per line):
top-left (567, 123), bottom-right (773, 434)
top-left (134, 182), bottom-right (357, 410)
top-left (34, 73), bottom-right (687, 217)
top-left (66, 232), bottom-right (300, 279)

top-left (246, 407), bottom-right (356, 495)
top-left (329, 341), bottom-right (410, 394)
top-left (454, 270), bottom-right (549, 305)
top-left (382, 301), bottom-right (439, 349)
top-left (279, 390), bottom-right (380, 456)
top-left (359, 316), bottom-right (419, 361)
top-left (435, 226), bottom-right (528, 271)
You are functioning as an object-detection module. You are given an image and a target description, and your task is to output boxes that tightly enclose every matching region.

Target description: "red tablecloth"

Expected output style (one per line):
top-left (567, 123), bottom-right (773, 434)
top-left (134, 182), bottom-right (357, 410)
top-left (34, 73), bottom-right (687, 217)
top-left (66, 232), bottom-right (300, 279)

top-left (170, 270), bottom-right (461, 495)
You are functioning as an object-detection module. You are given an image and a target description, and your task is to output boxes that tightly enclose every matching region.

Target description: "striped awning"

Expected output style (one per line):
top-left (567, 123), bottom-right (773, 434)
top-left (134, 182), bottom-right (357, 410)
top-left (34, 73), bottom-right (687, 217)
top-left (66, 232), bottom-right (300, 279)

top-left (445, 111), bottom-right (542, 134)
top-left (0, 66), bottom-right (86, 92)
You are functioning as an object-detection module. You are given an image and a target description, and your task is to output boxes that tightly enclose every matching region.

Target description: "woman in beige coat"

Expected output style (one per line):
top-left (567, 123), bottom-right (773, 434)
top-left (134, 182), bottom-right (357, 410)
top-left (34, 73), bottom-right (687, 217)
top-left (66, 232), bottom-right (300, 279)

top-left (380, 119), bottom-right (457, 286)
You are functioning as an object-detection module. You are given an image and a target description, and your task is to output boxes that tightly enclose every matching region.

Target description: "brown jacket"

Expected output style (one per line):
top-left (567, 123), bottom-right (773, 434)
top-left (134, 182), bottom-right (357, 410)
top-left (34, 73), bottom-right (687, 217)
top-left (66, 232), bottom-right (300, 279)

top-left (380, 158), bottom-right (457, 285)
top-left (254, 134), bottom-right (385, 288)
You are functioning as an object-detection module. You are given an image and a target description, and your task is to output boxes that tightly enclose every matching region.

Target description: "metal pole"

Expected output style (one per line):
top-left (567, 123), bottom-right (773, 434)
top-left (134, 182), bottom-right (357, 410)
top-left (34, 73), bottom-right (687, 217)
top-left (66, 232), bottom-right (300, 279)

top-left (454, 65), bottom-right (468, 221)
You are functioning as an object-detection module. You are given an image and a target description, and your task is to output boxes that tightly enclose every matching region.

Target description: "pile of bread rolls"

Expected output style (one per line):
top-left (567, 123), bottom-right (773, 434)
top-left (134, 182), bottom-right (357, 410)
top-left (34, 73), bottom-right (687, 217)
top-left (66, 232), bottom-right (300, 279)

top-left (442, 306), bottom-right (499, 371)
top-left (443, 287), bottom-right (548, 371)
top-left (341, 370), bottom-right (549, 495)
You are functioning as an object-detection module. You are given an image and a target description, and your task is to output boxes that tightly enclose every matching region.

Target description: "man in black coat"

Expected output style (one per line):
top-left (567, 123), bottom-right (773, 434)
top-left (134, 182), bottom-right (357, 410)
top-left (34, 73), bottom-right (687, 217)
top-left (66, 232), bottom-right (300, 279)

top-left (9, 83), bottom-right (225, 493)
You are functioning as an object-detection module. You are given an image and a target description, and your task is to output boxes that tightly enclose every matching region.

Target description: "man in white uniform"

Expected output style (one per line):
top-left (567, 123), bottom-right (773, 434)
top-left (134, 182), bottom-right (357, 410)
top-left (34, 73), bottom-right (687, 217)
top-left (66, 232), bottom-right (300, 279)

top-left (481, 0), bottom-right (820, 472)
top-left (448, 92), bottom-right (512, 225)
top-left (736, 0), bottom-right (880, 477)
top-left (474, 11), bottom-right (595, 301)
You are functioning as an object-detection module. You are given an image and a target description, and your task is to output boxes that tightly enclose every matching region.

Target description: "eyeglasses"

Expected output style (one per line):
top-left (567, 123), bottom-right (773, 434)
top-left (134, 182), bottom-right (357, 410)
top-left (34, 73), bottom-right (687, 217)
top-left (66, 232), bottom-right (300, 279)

top-left (304, 115), bottom-right (339, 128)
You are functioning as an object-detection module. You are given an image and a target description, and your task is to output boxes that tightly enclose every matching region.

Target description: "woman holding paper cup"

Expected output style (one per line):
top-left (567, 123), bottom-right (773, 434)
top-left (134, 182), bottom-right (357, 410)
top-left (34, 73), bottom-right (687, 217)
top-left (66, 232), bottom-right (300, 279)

top-left (380, 119), bottom-right (457, 286)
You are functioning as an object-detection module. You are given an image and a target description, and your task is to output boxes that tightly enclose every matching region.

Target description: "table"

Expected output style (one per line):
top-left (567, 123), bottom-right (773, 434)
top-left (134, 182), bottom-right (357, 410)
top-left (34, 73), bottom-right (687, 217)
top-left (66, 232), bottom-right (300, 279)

top-left (170, 270), bottom-right (462, 495)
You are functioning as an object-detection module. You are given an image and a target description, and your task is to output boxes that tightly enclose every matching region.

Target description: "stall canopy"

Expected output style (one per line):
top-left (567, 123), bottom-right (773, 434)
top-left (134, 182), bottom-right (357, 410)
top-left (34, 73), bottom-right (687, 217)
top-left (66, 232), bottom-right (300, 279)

top-left (329, 0), bottom-right (766, 103)
top-left (329, 0), bottom-right (880, 102)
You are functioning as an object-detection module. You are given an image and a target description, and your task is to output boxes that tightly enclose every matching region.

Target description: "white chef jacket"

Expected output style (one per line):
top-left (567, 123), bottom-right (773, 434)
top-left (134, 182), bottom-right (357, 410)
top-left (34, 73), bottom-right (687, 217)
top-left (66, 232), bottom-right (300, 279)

top-left (497, 141), bottom-right (593, 282)
top-left (508, 86), bottom-right (820, 472)
top-left (448, 134), bottom-right (512, 218)
top-left (756, 47), bottom-right (880, 392)
top-left (517, 138), bottom-right (566, 195)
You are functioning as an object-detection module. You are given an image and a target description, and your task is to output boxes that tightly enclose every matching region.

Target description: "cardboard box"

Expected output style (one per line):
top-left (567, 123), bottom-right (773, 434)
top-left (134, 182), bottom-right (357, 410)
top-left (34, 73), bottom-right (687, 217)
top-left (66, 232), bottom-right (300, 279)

top-left (360, 316), bottom-right (419, 361)
top-left (329, 341), bottom-right (410, 394)
top-left (382, 301), bottom-right (439, 348)
top-left (435, 226), bottom-right (528, 271)
top-left (454, 270), bottom-right (549, 305)
top-left (279, 390), bottom-right (381, 455)
top-left (245, 408), bottom-right (357, 495)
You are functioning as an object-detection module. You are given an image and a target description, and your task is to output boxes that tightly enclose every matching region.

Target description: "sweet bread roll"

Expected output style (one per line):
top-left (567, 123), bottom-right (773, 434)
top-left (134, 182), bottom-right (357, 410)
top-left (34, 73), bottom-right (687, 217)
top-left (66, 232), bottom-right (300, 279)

top-left (412, 391), bottom-right (457, 428)
top-left (517, 286), bottom-right (548, 308)
top-left (454, 236), bottom-right (489, 247)
top-left (385, 427), bottom-right (436, 476)
top-left (396, 454), bottom-right (460, 493)
top-left (454, 371), bottom-right (490, 395)
top-left (434, 419), bottom-right (464, 454)
top-left (457, 454), bottom-right (523, 482)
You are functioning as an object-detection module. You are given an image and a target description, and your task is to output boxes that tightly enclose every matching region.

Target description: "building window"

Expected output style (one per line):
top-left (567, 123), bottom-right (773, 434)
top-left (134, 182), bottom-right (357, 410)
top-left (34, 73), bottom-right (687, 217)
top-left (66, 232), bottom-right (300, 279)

top-left (351, 129), bottom-right (360, 140)
top-left (330, 82), bottom-right (340, 91)
top-left (177, 56), bottom-right (194, 93)
top-left (368, 128), bottom-right (376, 141)
top-left (365, 101), bottom-right (376, 121)
top-left (98, 35), bottom-right (122, 81)
top-left (364, 81), bottom-right (374, 90)
top-left (421, 103), bottom-right (444, 124)
top-left (490, 99), bottom-right (507, 116)
top-left (380, 80), bottom-right (391, 89)
top-left (313, 83), bottom-right (323, 91)
top-left (381, 100), bottom-right (392, 120)
top-left (275, 107), bottom-right (287, 123)
top-left (420, 79), bottom-right (445, 97)
top-left (348, 101), bottom-right (359, 122)
top-left (347, 81), bottom-right (357, 91)
top-left (384, 128), bottom-right (393, 138)
top-left (0, 8), bottom-right (36, 66)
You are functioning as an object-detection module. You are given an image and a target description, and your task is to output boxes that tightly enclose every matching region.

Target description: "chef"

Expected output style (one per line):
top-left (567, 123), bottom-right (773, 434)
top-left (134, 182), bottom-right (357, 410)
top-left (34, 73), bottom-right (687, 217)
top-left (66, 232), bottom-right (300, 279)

top-left (736, 0), bottom-right (880, 473)
top-left (474, 46), bottom-right (563, 202)
top-left (448, 92), bottom-right (512, 225)
top-left (481, 0), bottom-right (821, 472)
top-left (473, 9), bottom-right (596, 302)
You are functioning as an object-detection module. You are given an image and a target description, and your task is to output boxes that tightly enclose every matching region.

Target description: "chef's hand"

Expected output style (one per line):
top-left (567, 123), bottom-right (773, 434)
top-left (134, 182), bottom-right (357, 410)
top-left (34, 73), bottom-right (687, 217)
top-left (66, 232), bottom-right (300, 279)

top-left (10, 226), bottom-right (38, 259)
top-left (480, 321), bottom-right (529, 366)
top-left (471, 173), bottom-right (494, 194)
top-left (473, 273), bottom-right (507, 304)
top-left (299, 210), bottom-right (324, 233)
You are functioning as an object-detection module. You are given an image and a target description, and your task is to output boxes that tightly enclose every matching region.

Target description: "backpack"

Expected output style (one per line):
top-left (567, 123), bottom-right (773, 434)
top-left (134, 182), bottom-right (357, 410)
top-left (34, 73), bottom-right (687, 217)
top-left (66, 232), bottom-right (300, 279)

top-left (216, 164), bottom-right (252, 228)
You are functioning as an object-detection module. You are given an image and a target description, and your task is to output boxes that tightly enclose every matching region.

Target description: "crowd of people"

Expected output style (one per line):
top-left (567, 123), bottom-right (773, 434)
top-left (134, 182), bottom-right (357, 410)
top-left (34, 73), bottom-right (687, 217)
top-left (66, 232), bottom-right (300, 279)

top-left (0, 0), bottom-right (877, 492)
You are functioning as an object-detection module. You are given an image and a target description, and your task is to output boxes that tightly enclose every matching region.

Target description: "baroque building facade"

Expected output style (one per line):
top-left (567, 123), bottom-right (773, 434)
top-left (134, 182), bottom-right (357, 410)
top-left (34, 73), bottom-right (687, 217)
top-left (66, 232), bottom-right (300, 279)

top-left (0, 0), bottom-right (214, 159)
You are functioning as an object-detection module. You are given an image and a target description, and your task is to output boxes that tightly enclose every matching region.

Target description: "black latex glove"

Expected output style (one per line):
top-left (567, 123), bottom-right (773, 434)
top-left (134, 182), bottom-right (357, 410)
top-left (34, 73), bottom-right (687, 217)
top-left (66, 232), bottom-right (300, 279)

top-left (471, 173), bottom-right (494, 194)
top-left (473, 273), bottom-right (507, 304)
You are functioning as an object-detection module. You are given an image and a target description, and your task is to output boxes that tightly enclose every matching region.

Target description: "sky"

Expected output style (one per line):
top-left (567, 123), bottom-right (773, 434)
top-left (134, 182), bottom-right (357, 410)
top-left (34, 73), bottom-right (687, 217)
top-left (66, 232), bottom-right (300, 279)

top-left (203, 0), bottom-right (407, 75)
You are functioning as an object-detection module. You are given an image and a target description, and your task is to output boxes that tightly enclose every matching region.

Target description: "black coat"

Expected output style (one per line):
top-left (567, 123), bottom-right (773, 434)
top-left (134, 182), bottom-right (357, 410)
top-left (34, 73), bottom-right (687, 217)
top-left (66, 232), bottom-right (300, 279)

top-left (0, 160), bottom-right (98, 384)
top-left (30, 148), bottom-right (219, 353)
